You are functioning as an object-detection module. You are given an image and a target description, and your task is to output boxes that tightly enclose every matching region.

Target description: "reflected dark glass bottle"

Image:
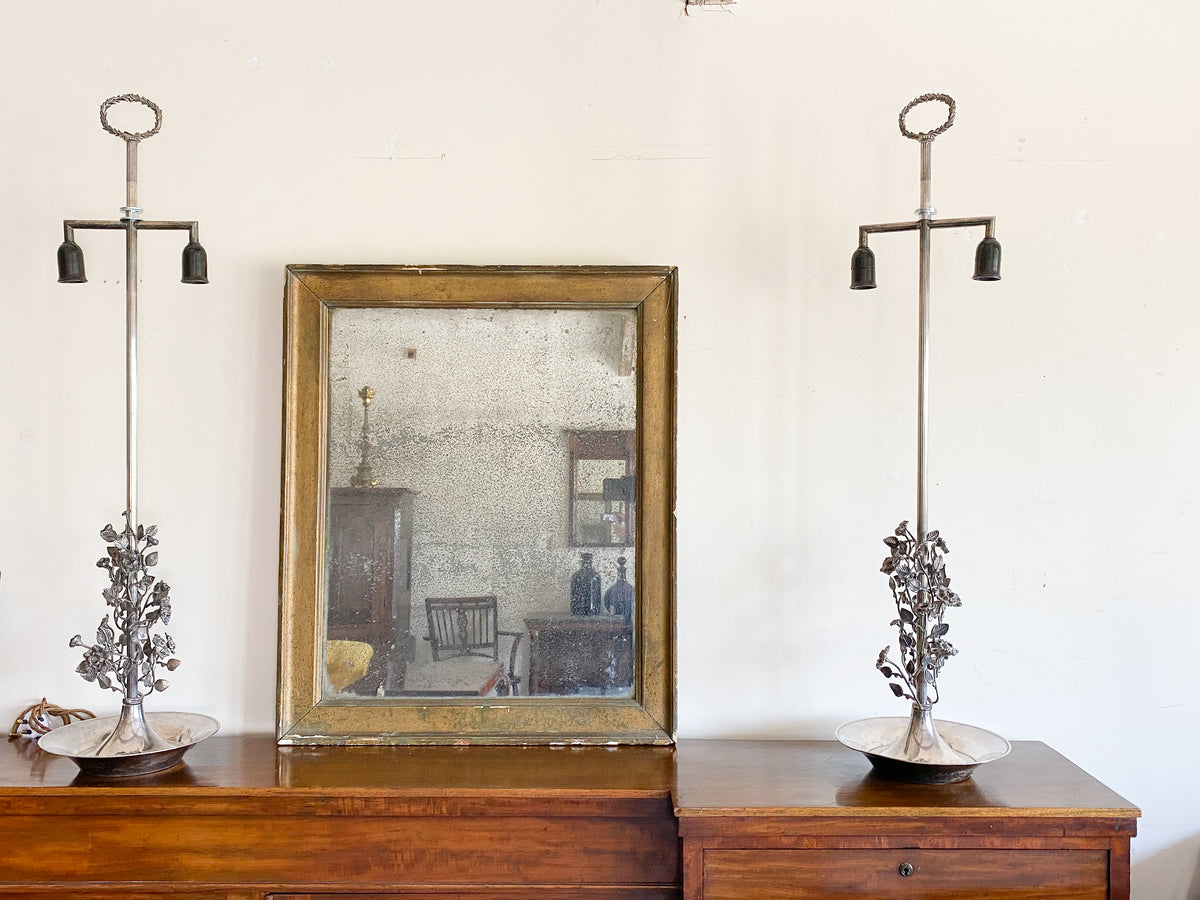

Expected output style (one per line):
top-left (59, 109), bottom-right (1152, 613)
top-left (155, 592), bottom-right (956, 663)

top-left (603, 556), bottom-right (634, 626)
top-left (570, 552), bottom-right (602, 616)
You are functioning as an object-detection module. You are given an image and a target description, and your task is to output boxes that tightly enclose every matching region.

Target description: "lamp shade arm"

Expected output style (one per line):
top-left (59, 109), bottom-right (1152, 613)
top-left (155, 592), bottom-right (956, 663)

top-left (64, 219), bottom-right (200, 233)
top-left (859, 216), bottom-right (995, 239)
top-left (927, 215), bottom-right (996, 235)
top-left (860, 220), bottom-right (921, 238)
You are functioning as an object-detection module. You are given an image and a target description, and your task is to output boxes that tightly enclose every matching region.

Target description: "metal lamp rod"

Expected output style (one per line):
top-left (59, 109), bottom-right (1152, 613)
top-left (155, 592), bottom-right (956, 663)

top-left (854, 94), bottom-right (999, 541)
top-left (60, 96), bottom-right (203, 530)
top-left (125, 153), bottom-right (140, 528)
top-left (915, 138), bottom-right (933, 543)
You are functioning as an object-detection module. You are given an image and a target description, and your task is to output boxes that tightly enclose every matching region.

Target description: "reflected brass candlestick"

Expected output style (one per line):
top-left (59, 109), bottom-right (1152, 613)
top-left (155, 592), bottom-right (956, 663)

top-left (350, 386), bottom-right (380, 488)
top-left (41, 94), bottom-right (219, 776)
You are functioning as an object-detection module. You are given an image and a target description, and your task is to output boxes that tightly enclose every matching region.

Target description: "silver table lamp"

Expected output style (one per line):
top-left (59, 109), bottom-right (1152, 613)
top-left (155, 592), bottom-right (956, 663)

top-left (39, 94), bottom-right (219, 776)
top-left (836, 94), bottom-right (1009, 783)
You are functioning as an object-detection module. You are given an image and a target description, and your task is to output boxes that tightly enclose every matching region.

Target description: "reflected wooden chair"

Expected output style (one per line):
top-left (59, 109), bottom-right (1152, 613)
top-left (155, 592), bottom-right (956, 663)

top-left (424, 596), bottom-right (524, 696)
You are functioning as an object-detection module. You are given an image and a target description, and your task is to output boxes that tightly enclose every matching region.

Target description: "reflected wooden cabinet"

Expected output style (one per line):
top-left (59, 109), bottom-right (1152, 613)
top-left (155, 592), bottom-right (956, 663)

top-left (0, 737), bottom-right (1136, 898)
top-left (326, 487), bottom-right (414, 694)
top-left (525, 613), bottom-right (633, 694)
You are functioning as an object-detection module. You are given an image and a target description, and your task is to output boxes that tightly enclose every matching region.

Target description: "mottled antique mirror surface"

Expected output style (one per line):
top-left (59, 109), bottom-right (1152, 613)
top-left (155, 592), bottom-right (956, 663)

top-left (278, 265), bottom-right (676, 744)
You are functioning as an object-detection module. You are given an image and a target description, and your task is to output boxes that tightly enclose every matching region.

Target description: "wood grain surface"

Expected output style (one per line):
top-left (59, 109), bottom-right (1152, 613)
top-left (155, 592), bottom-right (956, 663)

top-left (0, 736), bottom-right (1138, 898)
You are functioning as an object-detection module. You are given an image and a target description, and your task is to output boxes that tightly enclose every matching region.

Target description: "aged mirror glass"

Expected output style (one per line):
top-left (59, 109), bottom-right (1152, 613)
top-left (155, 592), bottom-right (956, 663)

top-left (278, 265), bottom-right (676, 744)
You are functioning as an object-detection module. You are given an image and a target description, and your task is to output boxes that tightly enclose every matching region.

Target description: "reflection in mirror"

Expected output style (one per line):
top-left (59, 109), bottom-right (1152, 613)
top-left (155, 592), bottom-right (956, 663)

top-left (323, 306), bottom-right (637, 701)
top-left (569, 430), bottom-right (635, 546)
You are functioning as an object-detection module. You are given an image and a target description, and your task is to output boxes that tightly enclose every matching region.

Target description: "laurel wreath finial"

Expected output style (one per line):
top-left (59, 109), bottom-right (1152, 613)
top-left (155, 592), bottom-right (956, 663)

top-left (99, 94), bottom-right (162, 142)
top-left (898, 93), bottom-right (955, 142)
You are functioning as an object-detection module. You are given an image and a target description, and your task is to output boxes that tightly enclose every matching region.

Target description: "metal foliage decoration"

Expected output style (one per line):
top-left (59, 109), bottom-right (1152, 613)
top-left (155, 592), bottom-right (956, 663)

top-left (875, 520), bottom-right (960, 708)
top-left (69, 510), bottom-right (180, 695)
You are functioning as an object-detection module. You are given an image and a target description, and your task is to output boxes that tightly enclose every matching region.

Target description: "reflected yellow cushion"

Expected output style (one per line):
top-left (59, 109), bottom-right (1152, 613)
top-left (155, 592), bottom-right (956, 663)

top-left (326, 640), bottom-right (374, 691)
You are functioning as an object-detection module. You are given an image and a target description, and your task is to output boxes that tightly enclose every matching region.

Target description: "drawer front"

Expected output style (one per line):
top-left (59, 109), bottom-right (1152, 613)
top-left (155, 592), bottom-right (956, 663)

top-left (0, 894), bottom-right (236, 899)
top-left (702, 848), bottom-right (1109, 899)
top-left (0, 813), bottom-right (678, 887)
top-left (271, 893), bottom-right (681, 899)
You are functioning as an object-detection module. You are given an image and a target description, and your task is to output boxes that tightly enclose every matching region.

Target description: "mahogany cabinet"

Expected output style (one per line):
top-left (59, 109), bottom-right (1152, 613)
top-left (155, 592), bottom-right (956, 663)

top-left (0, 736), bottom-right (1137, 899)
top-left (0, 735), bottom-right (679, 899)
top-left (675, 740), bottom-right (1139, 900)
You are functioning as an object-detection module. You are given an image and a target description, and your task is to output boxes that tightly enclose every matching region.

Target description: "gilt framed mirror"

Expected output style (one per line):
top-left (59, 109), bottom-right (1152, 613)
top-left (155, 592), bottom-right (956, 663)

top-left (278, 265), bottom-right (676, 744)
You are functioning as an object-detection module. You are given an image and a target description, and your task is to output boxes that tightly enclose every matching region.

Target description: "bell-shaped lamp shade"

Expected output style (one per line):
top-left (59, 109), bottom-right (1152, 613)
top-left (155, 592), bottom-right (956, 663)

top-left (973, 236), bottom-right (1002, 281)
top-left (57, 240), bottom-right (87, 284)
top-left (181, 241), bottom-right (209, 284)
top-left (850, 245), bottom-right (877, 290)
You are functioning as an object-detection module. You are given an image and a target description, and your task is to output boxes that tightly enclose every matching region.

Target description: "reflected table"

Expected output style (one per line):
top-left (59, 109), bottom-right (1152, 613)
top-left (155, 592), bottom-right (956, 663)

top-left (400, 655), bottom-right (506, 696)
top-left (525, 613), bottom-right (633, 695)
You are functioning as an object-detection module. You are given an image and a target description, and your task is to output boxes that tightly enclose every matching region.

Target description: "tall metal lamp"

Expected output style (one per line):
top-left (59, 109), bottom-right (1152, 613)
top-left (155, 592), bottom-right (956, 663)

top-left (38, 94), bottom-right (219, 777)
top-left (835, 94), bottom-right (1009, 784)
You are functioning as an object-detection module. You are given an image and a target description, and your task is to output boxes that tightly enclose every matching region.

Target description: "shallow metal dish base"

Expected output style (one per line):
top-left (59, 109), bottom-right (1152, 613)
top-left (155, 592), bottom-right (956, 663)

top-left (837, 716), bottom-right (1010, 784)
top-left (37, 711), bottom-right (220, 777)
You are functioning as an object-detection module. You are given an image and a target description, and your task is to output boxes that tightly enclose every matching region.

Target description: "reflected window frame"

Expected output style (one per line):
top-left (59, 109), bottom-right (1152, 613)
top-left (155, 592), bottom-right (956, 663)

top-left (568, 430), bottom-right (635, 547)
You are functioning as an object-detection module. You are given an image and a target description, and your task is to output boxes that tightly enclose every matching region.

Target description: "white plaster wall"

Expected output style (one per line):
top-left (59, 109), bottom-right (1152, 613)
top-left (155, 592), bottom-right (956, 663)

top-left (0, 2), bottom-right (1197, 895)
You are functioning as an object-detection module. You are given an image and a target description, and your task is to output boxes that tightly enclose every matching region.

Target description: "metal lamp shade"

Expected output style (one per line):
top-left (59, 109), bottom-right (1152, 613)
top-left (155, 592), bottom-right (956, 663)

top-left (57, 240), bottom-right (87, 284)
top-left (973, 236), bottom-right (1002, 281)
top-left (181, 241), bottom-right (209, 284)
top-left (850, 245), bottom-right (877, 290)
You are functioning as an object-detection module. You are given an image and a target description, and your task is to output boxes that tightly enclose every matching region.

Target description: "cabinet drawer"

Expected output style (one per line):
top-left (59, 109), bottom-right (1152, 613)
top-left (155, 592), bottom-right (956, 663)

top-left (0, 894), bottom-right (234, 899)
top-left (702, 848), bottom-right (1109, 899)
top-left (270, 893), bottom-right (680, 899)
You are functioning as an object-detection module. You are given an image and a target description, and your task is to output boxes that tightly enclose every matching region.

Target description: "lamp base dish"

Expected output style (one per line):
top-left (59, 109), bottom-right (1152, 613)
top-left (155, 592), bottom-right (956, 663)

top-left (37, 711), bottom-right (219, 777)
top-left (837, 715), bottom-right (1010, 784)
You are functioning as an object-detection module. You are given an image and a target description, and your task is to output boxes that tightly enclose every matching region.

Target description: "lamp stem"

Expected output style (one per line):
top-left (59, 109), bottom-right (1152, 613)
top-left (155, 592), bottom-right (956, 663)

top-left (919, 137), bottom-right (933, 216)
top-left (916, 138), bottom-right (933, 542)
top-left (856, 97), bottom-right (998, 543)
top-left (123, 134), bottom-right (141, 529)
top-left (917, 221), bottom-right (930, 543)
top-left (125, 219), bottom-right (138, 528)
top-left (126, 139), bottom-right (138, 210)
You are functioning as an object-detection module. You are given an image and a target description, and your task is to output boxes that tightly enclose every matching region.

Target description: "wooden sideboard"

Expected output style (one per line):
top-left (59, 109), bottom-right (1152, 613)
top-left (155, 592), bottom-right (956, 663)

top-left (0, 736), bottom-right (1137, 899)
top-left (675, 740), bottom-right (1139, 899)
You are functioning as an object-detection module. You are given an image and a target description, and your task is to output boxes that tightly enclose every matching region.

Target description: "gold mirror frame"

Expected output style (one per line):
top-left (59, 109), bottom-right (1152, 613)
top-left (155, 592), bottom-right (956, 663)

top-left (277, 265), bottom-right (676, 744)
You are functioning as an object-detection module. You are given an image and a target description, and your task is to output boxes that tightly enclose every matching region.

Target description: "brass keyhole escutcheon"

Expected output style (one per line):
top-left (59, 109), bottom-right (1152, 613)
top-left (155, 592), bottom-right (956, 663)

top-left (898, 862), bottom-right (915, 877)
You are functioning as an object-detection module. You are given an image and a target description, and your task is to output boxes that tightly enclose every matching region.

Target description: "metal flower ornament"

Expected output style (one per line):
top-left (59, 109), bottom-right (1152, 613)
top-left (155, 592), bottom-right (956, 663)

top-left (876, 522), bottom-right (959, 709)
top-left (36, 95), bottom-right (219, 776)
top-left (70, 513), bottom-right (179, 695)
top-left (835, 94), bottom-right (1011, 783)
